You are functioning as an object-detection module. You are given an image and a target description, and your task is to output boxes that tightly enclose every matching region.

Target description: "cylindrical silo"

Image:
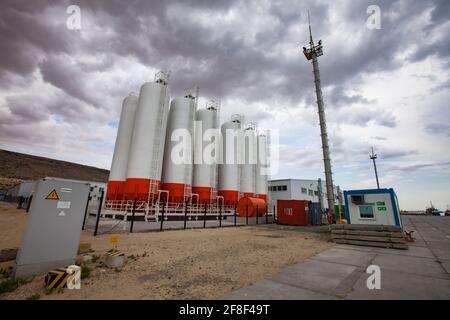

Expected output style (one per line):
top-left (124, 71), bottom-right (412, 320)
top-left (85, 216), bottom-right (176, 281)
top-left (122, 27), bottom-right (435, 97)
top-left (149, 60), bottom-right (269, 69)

top-left (240, 126), bottom-right (257, 198)
top-left (161, 96), bottom-right (196, 204)
top-left (124, 78), bottom-right (170, 201)
top-left (106, 93), bottom-right (138, 200)
top-left (192, 106), bottom-right (219, 204)
top-left (218, 115), bottom-right (243, 206)
top-left (255, 133), bottom-right (268, 202)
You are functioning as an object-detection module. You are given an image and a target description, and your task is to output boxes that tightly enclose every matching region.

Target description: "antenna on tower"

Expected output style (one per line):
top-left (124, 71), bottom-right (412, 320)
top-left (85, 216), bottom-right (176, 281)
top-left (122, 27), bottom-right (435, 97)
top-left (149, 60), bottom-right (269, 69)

top-left (308, 10), bottom-right (313, 45)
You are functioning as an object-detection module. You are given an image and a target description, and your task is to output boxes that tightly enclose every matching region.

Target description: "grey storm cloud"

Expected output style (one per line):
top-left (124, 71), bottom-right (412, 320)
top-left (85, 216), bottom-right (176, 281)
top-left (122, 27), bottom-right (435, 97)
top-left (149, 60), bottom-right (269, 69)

top-left (326, 85), bottom-right (375, 108)
top-left (387, 161), bottom-right (450, 173)
top-left (425, 123), bottom-right (450, 137)
top-left (0, 0), bottom-right (449, 160)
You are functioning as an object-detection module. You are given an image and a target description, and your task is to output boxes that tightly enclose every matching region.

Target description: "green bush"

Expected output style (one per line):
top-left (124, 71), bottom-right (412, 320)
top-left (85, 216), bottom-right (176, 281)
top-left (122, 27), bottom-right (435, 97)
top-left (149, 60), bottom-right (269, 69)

top-left (0, 279), bottom-right (19, 294)
top-left (81, 266), bottom-right (91, 279)
top-left (26, 293), bottom-right (41, 300)
top-left (0, 268), bottom-right (12, 279)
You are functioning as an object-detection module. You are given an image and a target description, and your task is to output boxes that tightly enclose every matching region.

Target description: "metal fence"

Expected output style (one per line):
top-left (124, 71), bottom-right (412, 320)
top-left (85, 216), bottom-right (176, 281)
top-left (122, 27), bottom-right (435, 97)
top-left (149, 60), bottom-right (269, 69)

top-left (82, 191), bottom-right (276, 236)
top-left (2, 195), bottom-right (33, 212)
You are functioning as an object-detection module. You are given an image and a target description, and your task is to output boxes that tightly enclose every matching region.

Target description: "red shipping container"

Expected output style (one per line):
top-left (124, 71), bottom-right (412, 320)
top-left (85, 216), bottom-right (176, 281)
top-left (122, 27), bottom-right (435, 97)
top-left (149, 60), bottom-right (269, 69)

top-left (277, 200), bottom-right (309, 226)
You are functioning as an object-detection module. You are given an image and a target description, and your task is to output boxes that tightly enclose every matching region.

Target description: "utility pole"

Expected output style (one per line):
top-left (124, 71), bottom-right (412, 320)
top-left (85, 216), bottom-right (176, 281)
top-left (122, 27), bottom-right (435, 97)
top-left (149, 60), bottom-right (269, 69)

top-left (369, 146), bottom-right (380, 189)
top-left (302, 13), bottom-right (335, 216)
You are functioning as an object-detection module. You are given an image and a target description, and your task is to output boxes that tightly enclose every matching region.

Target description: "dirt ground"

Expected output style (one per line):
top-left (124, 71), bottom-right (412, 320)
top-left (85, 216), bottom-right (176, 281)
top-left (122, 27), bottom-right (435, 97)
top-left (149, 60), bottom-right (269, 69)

top-left (0, 201), bottom-right (333, 300)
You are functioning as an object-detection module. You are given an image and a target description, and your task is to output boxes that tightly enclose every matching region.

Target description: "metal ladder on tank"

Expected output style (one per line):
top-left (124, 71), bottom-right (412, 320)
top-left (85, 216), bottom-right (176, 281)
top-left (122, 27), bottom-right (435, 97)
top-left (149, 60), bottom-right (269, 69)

top-left (182, 94), bottom-right (196, 214)
top-left (150, 77), bottom-right (168, 195)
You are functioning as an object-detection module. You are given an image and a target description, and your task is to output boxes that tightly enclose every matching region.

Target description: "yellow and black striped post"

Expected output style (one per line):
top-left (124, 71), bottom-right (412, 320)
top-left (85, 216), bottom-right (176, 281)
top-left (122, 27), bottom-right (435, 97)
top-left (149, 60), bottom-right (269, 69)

top-left (45, 268), bottom-right (73, 289)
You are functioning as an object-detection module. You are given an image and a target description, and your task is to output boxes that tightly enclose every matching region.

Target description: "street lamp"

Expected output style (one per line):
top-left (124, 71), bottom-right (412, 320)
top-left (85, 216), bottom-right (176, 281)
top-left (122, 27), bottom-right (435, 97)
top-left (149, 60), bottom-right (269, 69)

top-left (370, 147), bottom-right (380, 189)
top-left (302, 13), bottom-right (335, 215)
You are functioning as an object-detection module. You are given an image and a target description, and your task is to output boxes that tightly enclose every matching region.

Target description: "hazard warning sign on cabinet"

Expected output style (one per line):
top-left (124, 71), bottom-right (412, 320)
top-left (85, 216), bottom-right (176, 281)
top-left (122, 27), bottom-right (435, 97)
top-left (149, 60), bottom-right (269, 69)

top-left (45, 189), bottom-right (59, 200)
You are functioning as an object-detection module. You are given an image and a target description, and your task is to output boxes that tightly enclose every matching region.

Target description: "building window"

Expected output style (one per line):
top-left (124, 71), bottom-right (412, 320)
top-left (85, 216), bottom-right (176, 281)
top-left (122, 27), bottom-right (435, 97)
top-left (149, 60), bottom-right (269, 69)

top-left (359, 205), bottom-right (374, 219)
top-left (301, 188), bottom-right (307, 194)
top-left (314, 191), bottom-right (319, 196)
top-left (277, 186), bottom-right (282, 191)
top-left (282, 185), bottom-right (287, 191)
top-left (308, 189), bottom-right (313, 196)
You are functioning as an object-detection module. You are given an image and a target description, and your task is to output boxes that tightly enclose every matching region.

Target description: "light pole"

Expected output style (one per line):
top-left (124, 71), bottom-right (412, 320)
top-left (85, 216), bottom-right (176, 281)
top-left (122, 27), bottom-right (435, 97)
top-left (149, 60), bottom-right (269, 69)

top-left (302, 14), bottom-right (335, 215)
top-left (370, 147), bottom-right (380, 189)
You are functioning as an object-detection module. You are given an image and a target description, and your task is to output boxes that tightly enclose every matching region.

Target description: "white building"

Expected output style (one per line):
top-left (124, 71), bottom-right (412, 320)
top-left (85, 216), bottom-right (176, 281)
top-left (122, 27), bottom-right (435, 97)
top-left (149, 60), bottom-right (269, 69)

top-left (7, 181), bottom-right (37, 198)
top-left (268, 178), bottom-right (343, 211)
top-left (7, 177), bottom-right (107, 210)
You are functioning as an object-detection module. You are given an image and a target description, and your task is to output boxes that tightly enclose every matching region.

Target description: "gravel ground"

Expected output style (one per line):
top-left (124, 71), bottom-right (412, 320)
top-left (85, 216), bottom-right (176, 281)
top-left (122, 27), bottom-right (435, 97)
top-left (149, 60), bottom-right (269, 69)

top-left (0, 201), bottom-right (333, 300)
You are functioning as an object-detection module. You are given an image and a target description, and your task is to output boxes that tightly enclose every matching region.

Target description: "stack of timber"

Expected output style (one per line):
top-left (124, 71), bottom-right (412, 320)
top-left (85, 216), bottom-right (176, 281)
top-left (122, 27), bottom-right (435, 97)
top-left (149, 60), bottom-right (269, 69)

top-left (331, 224), bottom-right (408, 250)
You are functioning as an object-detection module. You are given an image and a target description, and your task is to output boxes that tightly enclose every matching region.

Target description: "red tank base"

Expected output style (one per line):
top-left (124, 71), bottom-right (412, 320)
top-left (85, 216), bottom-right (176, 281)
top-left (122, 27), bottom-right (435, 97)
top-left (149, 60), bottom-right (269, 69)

top-left (218, 190), bottom-right (239, 206)
top-left (243, 192), bottom-right (255, 198)
top-left (256, 194), bottom-right (268, 202)
top-left (160, 183), bottom-right (190, 204)
top-left (106, 180), bottom-right (125, 200)
top-left (124, 178), bottom-right (160, 201)
top-left (192, 186), bottom-right (213, 204)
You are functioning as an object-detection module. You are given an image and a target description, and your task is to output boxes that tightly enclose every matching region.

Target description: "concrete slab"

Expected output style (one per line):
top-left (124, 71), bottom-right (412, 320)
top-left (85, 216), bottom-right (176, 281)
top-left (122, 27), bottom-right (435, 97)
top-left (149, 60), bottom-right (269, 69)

top-left (431, 248), bottom-right (450, 261)
top-left (346, 268), bottom-right (450, 300)
top-left (373, 245), bottom-right (435, 259)
top-left (420, 234), bottom-right (448, 242)
top-left (222, 216), bottom-right (450, 300)
top-left (425, 240), bottom-right (450, 250)
top-left (334, 244), bottom-right (376, 253)
top-left (407, 239), bottom-right (427, 247)
top-left (268, 259), bottom-right (364, 297)
top-left (222, 279), bottom-right (337, 300)
top-left (310, 247), bottom-right (376, 267)
top-left (440, 260), bottom-right (450, 274)
top-left (372, 254), bottom-right (447, 279)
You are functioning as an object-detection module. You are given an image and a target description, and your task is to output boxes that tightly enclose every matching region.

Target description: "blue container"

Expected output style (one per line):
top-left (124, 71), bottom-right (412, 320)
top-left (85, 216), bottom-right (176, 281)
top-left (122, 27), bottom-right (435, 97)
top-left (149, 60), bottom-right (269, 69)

top-left (309, 202), bottom-right (322, 225)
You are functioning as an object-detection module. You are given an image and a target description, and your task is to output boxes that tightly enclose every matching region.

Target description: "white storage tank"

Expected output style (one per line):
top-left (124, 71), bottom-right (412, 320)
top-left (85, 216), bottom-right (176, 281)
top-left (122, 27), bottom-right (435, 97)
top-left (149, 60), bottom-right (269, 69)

top-left (161, 95), bottom-right (196, 204)
top-left (124, 73), bottom-right (170, 201)
top-left (106, 93), bottom-right (138, 200)
top-left (218, 115), bottom-right (243, 205)
top-left (192, 104), bottom-right (219, 204)
top-left (240, 125), bottom-right (257, 197)
top-left (255, 133), bottom-right (268, 202)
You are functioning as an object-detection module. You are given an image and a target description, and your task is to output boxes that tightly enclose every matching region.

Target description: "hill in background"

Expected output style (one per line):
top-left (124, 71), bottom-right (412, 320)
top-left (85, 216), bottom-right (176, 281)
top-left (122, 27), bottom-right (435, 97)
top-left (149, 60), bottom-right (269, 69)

top-left (0, 149), bottom-right (109, 189)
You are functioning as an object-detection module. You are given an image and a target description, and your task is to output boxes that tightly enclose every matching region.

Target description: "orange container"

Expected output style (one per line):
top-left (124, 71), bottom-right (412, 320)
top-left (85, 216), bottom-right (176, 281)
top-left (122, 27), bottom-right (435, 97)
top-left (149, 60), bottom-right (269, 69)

top-left (237, 197), bottom-right (267, 217)
top-left (277, 200), bottom-right (309, 226)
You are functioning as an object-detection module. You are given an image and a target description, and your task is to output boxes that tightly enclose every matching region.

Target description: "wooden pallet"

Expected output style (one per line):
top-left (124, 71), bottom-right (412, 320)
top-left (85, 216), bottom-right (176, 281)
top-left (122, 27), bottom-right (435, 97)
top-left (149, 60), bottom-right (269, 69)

top-left (331, 224), bottom-right (402, 232)
top-left (331, 224), bottom-right (408, 250)
top-left (332, 230), bottom-right (405, 238)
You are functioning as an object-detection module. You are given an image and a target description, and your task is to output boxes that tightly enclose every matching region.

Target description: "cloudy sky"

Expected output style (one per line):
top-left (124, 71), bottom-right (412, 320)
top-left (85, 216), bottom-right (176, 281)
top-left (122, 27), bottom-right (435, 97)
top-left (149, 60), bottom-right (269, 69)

top-left (0, 0), bottom-right (449, 210)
